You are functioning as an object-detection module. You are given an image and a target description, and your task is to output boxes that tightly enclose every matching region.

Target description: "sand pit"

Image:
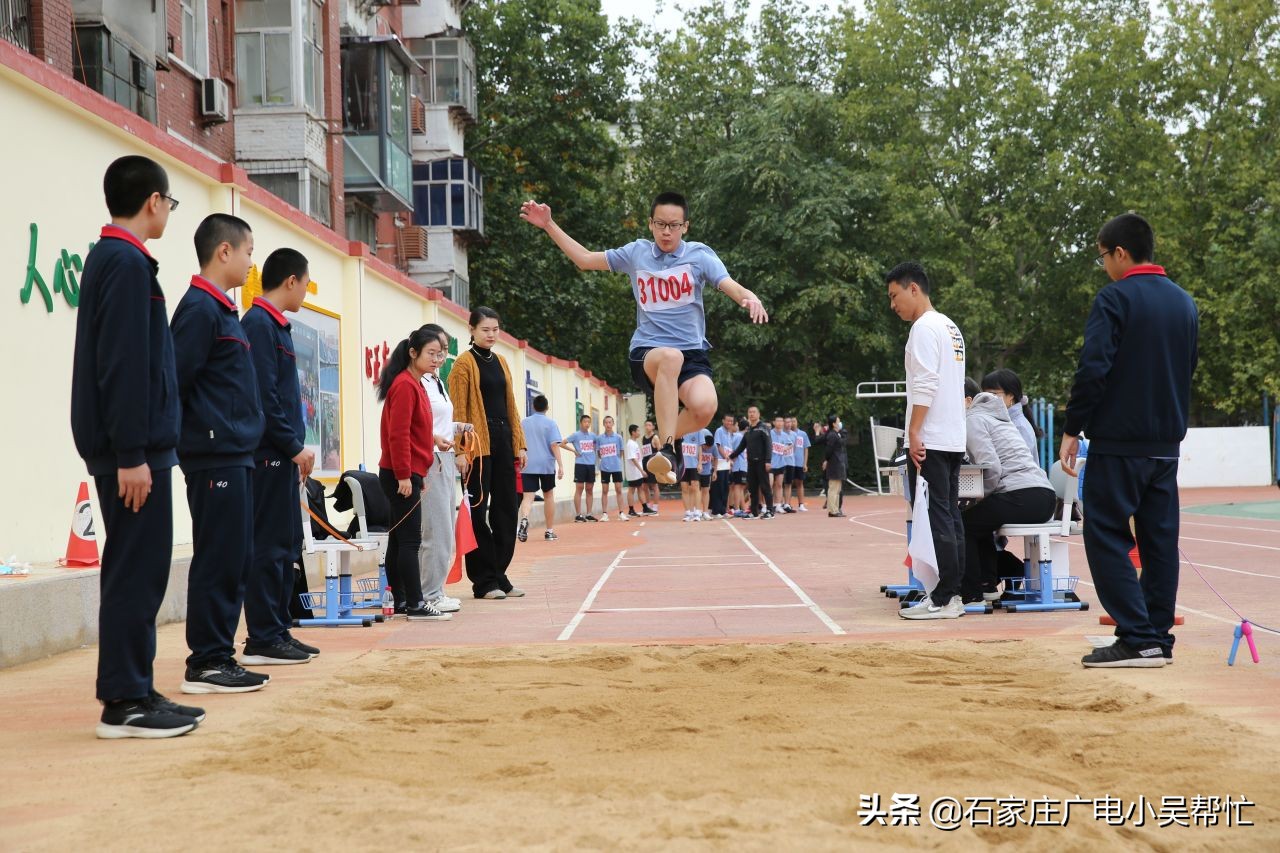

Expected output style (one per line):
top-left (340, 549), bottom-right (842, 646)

top-left (15, 640), bottom-right (1280, 850)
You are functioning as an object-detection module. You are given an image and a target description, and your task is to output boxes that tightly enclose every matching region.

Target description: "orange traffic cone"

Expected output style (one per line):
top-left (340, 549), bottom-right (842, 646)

top-left (58, 482), bottom-right (100, 568)
top-left (1100, 543), bottom-right (1184, 625)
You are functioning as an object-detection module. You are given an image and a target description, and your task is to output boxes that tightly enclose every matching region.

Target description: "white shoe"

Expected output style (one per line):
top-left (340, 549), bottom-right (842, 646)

top-left (619, 513), bottom-right (630, 521)
top-left (899, 595), bottom-right (965, 620)
top-left (797, 504), bottom-right (808, 513)
top-left (428, 596), bottom-right (461, 613)
top-left (683, 512), bottom-right (692, 522)
top-left (599, 513), bottom-right (610, 522)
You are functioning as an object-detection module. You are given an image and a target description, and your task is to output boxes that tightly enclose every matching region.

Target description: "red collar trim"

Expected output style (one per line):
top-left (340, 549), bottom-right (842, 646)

top-left (99, 225), bottom-right (153, 259)
top-left (189, 275), bottom-right (236, 310)
top-left (251, 296), bottom-right (290, 327)
top-left (1122, 264), bottom-right (1166, 279)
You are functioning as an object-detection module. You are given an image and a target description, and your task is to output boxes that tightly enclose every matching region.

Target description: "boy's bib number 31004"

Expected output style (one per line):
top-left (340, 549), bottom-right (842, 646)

top-left (635, 265), bottom-right (695, 313)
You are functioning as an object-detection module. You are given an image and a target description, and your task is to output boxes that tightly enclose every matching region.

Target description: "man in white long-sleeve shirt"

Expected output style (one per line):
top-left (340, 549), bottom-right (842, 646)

top-left (887, 261), bottom-right (968, 620)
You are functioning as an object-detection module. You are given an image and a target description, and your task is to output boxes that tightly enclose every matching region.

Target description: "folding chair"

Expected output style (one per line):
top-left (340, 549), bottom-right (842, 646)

top-left (869, 419), bottom-right (906, 495)
top-left (997, 461), bottom-right (1090, 613)
top-left (334, 470), bottom-right (390, 608)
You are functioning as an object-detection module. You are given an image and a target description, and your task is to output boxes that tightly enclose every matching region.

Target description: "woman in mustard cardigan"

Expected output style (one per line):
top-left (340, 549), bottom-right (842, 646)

top-left (448, 306), bottom-right (528, 599)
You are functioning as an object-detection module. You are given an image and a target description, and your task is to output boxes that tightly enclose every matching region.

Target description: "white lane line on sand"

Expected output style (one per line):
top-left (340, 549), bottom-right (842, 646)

top-left (558, 549), bottom-right (627, 641)
top-left (725, 522), bottom-right (846, 635)
top-left (590, 604), bottom-right (808, 613)
top-left (1053, 538), bottom-right (1279, 580)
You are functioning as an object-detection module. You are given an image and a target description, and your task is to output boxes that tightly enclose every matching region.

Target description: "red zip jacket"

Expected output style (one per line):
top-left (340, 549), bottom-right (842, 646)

top-left (379, 370), bottom-right (434, 480)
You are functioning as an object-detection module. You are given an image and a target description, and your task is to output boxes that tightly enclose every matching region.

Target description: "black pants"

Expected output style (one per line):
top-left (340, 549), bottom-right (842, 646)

top-left (94, 468), bottom-right (174, 701)
top-left (961, 486), bottom-right (1056, 599)
top-left (465, 419), bottom-right (518, 597)
top-left (379, 468), bottom-right (426, 609)
top-left (746, 459), bottom-right (773, 515)
top-left (185, 466), bottom-right (253, 667)
top-left (709, 468), bottom-right (730, 515)
top-left (906, 451), bottom-right (965, 605)
top-left (1083, 454), bottom-right (1181, 651)
top-left (245, 457), bottom-right (300, 645)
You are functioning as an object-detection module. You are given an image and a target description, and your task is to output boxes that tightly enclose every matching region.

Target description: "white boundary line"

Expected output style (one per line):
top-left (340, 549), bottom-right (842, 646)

top-left (1179, 535), bottom-right (1280, 552)
top-left (849, 518), bottom-right (906, 538)
top-left (1053, 538), bottom-right (1279, 580)
top-left (1075, 579), bottom-right (1239, 627)
top-left (591, 604), bottom-right (807, 613)
top-left (1181, 519), bottom-right (1280, 534)
top-left (618, 554), bottom-right (755, 560)
top-left (724, 522), bottom-right (846, 635)
top-left (617, 562), bottom-right (765, 569)
top-left (558, 549), bottom-right (626, 641)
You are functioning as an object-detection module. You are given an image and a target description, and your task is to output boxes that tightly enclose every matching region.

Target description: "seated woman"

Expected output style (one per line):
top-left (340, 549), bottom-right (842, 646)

top-left (981, 368), bottom-right (1041, 455)
top-left (961, 387), bottom-right (1056, 603)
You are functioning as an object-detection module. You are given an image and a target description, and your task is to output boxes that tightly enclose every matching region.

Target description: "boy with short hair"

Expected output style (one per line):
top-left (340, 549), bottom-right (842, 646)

top-left (172, 214), bottom-right (273, 690)
top-left (564, 414), bottom-right (599, 522)
top-left (790, 417), bottom-right (809, 512)
top-left (624, 424), bottom-right (646, 517)
top-left (887, 261), bottom-right (968, 620)
top-left (730, 417), bottom-right (749, 516)
top-left (72, 155), bottom-right (201, 738)
top-left (699, 432), bottom-right (716, 516)
top-left (241, 247), bottom-right (318, 665)
top-left (770, 416), bottom-right (792, 514)
top-left (518, 394), bottom-right (565, 542)
top-left (1062, 213), bottom-right (1199, 668)
top-left (640, 420), bottom-right (660, 514)
top-left (710, 413), bottom-right (735, 517)
top-left (521, 193), bottom-right (769, 485)
top-left (596, 416), bottom-right (627, 521)
top-left (679, 429), bottom-right (704, 521)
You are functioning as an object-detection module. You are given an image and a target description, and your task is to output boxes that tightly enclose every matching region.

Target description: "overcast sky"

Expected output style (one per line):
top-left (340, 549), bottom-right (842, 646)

top-left (598, 0), bottom-right (847, 34)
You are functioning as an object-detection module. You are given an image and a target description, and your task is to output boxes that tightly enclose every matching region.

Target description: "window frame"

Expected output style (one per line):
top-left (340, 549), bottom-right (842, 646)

top-left (410, 157), bottom-right (484, 235)
top-left (233, 0), bottom-right (323, 116)
top-left (178, 0), bottom-right (209, 77)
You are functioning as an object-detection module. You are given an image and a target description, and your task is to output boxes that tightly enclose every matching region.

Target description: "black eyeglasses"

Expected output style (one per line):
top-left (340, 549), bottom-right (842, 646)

top-left (650, 219), bottom-right (686, 232)
top-left (160, 193), bottom-right (180, 211)
top-left (1094, 248), bottom-right (1115, 267)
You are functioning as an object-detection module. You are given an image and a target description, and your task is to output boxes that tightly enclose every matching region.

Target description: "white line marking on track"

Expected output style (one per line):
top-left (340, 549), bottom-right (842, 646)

top-left (1181, 519), bottom-right (1280, 534)
top-left (724, 522), bottom-right (846, 635)
top-left (848, 518), bottom-right (906, 538)
top-left (615, 562), bottom-right (765, 569)
top-left (1053, 538), bottom-right (1278, 579)
top-left (1179, 535), bottom-right (1280, 552)
top-left (558, 549), bottom-right (626, 641)
top-left (619, 554), bottom-right (756, 560)
top-left (590, 604), bottom-right (808, 613)
top-left (1075, 579), bottom-right (1239, 627)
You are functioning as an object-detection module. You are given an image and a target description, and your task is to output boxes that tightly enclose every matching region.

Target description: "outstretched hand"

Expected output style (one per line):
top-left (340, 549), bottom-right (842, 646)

top-left (520, 200), bottom-right (552, 230)
top-left (741, 297), bottom-right (769, 324)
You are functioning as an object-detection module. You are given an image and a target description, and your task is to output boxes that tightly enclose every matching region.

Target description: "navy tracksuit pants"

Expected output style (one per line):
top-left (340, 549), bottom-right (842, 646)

top-left (246, 457), bottom-right (301, 645)
top-left (94, 468), bottom-right (175, 701)
top-left (1082, 454), bottom-right (1181, 651)
top-left (185, 466), bottom-right (253, 667)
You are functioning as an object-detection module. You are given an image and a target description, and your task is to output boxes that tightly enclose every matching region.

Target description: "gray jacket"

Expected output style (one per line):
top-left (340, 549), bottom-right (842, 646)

top-left (966, 393), bottom-right (1052, 496)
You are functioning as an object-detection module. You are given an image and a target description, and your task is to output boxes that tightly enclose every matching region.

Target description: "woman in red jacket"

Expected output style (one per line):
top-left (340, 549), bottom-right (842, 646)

top-left (378, 328), bottom-right (449, 621)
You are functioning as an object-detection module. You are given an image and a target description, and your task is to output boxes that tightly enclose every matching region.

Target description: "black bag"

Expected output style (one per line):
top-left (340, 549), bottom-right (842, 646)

top-left (331, 470), bottom-right (390, 538)
top-left (304, 477), bottom-right (332, 540)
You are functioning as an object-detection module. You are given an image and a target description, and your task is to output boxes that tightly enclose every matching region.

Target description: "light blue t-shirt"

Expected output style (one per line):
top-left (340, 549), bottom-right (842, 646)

top-left (566, 430), bottom-right (598, 466)
top-left (713, 426), bottom-right (734, 465)
top-left (605, 239), bottom-right (731, 351)
top-left (770, 429), bottom-right (792, 468)
top-left (731, 432), bottom-right (746, 473)
top-left (699, 442), bottom-right (714, 476)
top-left (792, 430), bottom-right (808, 467)
top-left (597, 432), bottom-right (623, 473)
top-left (521, 413), bottom-right (562, 475)
top-left (680, 430), bottom-right (702, 471)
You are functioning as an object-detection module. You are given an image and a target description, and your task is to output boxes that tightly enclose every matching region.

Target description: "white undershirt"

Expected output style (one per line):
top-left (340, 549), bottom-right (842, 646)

top-left (421, 373), bottom-right (455, 442)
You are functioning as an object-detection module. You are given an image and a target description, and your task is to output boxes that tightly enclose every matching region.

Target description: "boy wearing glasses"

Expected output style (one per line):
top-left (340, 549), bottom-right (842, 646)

top-left (72, 155), bottom-right (197, 738)
top-left (520, 192), bottom-right (769, 484)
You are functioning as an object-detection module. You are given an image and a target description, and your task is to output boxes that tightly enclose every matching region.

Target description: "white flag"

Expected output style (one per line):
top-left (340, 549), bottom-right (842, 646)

top-left (908, 476), bottom-right (939, 595)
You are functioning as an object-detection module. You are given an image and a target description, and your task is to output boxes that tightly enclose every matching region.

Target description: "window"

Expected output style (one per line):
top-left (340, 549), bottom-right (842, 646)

top-left (179, 0), bottom-right (208, 75)
top-left (342, 37), bottom-right (413, 210)
top-left (247, 163), bottom-right (332, 227)
top-left (235, 0), bottom-right (293, 108)
top-left (302, 0), bottom-right (323, 113)
top-left (345, 203), bottom-right (377, 249)
top-left (411, 158), bottom-right (484, 235)
top-left (407, 37), bottom-right (477, 119)
top-left (73, 26), bottom-right (157, 123)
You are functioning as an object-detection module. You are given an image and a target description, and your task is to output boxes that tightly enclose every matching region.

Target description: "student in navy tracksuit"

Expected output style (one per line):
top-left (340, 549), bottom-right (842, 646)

top-left (241, 248), bottom-right (317, 665)
top-left (171, 215), bottom-right (269, 694)
top-left (1062, 213), bottom-right (1199, 669)
top-left (72, 156), bottom-right (205, 739)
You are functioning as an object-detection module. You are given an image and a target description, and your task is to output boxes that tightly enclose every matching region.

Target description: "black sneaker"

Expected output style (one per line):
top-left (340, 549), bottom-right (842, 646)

top-left (284, 633), bottom-right (320, 657)
top-left (544, 530), bottom-right (558, 541)
top-left (149, 689), bottom-right (206, 722)
top-left (240, 639), bottom-right (312, 666)
top-left (406, 602), bottom-right (453, 621)
top-left (181, 660), bottom-right (270, 694)
top-left (584, 515), bottom-right (599, 522)
top-left (643, 505), bottom-right (659, 516)
top-left (574, 515), bottom-right (587, 523)
top-left (1162, 647), bottom-right (1174, 664)
top-left (97, 696), bottom-right (198, 740)
top-left (394, 603), bottom-right (408, 615)
top-left (1081, 641), bottom-right (1166, 668)
top-left (761, 511), bottom-right (775, 519)
top-left (517, 517), bottom-right (530, 542)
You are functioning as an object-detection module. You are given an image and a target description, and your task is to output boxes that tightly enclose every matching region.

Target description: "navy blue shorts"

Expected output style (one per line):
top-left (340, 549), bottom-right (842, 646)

top-left (600, 470), bottom-right (622, 484)
top-left (522, 473), bottom-right (555, 494)
top-left (574, 464), bottom-right (596, 484)
top-left (629, 347), bottom-right (714, 396)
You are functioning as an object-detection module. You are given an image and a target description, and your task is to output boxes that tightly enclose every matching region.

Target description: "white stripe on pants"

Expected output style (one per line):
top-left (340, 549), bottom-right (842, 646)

top-left (418, 451), bottom-right (458, 601)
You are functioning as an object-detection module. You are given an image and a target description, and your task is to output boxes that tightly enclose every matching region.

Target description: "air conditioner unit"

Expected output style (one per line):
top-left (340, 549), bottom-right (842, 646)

top-left (201, 77), bottom-right (230, 123)
top-left (398, 225), bottom-right (429, 260)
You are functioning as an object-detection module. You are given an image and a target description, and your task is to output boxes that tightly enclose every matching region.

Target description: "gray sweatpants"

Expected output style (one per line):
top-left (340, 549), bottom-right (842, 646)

top-left (418, 451), bottom-right (457, 601)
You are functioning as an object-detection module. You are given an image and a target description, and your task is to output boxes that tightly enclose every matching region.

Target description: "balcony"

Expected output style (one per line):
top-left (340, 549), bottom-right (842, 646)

top-left (411, 157), bottom-right (484, 238)
top-left (407, 36), bottom-right (476, 126)
top-left (0, 0), bottom-right (32, 52)
top-left (341, 34), bottom-right (417, 213)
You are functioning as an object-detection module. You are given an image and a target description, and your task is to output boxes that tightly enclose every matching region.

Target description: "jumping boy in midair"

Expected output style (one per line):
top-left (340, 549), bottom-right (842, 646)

top-left (520, 192), bottom-right (768, 483)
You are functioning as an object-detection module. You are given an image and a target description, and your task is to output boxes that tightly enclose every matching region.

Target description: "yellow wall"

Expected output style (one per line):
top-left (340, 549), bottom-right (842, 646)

top-left (0, 59), bottom-right (622, 563)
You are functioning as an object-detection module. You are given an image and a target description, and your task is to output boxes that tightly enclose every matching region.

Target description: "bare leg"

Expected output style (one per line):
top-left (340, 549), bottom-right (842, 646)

top-left (573, 483), bottom-right (584, 516)
top-left (543, 490), bottom-right (555, 530)
top-left (584, 483), bottom-right (596, 516)
top-left (519, 492), bottom-right (536, 521)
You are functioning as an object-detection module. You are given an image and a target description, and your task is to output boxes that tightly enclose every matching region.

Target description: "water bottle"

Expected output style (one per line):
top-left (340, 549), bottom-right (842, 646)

top-left (382, 586), bottom-right (395, 618)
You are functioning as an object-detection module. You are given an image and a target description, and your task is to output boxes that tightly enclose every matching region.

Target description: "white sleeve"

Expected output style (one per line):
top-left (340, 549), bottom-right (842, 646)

top-left (906, 323), bottom-right (943, 407)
